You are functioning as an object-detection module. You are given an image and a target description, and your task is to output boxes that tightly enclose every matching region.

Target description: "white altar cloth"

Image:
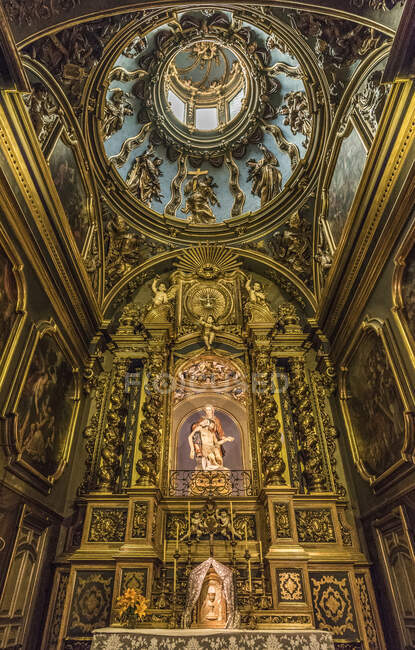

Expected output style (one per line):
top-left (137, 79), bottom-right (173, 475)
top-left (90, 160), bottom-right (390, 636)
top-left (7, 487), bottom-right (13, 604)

top-left (91, 628), bottom-right (335, 650)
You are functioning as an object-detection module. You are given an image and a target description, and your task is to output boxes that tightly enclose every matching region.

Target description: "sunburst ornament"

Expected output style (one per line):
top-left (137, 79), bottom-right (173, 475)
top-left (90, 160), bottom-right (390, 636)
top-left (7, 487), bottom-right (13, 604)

top-left (175, 244), bottom-right (241, 279)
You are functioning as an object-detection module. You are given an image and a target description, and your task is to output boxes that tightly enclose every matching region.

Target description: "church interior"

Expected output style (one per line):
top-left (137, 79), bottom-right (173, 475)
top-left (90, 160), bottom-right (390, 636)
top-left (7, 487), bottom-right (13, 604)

top-left (0, 0), bottom-right (414, 648)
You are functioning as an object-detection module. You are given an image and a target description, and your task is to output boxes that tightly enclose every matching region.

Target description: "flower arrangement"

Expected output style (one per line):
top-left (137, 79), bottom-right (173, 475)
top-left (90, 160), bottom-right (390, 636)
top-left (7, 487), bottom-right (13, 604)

top-left (116, 588), bottom-right (149, 628)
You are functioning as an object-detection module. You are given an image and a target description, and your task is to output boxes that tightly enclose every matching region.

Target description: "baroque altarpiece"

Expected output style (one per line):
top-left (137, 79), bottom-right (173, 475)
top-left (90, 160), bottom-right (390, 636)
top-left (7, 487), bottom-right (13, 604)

top-left (1, 2), bottom-right (415, 649)
top-left (41, 245), bottom-right (384, 649)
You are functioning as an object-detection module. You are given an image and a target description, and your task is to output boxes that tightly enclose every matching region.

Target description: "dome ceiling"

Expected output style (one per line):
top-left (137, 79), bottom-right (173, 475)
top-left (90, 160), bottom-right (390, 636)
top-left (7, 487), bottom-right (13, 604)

top-left (85, 7), bottom-right (328, 239)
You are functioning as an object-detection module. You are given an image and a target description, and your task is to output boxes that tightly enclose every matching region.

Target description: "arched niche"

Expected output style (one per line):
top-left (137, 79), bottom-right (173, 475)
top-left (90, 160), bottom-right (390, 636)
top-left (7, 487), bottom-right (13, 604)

top-left (169, 354), bottom-right (252, 496)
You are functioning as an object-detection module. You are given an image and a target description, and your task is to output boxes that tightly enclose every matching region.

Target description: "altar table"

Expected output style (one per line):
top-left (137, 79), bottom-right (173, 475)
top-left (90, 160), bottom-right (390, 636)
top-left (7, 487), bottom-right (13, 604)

top-left (91, 628), bottom-right (335, 650)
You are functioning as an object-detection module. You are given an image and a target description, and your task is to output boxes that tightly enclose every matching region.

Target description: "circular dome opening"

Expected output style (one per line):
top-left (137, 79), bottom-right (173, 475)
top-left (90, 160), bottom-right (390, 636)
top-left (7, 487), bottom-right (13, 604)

top-left (165, 40), bottom-right (246, 132)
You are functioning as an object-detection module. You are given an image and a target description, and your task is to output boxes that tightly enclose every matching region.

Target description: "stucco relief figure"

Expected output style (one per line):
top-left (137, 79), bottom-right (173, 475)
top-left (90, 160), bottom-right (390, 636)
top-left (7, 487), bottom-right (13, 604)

top-left (25, 83), bottom-right (59, 145)
top-left (144, 276), bottom-right (177, 322)
top-left (244, 276), bottom-right (275, 322)
top-left (246, 144), bottom-right (282, 207)
top-left (102, 88), bottom-right (133, 139)
top-left (126, 145), bottom-right (163, 206)
top-left (188, 405), bottom-right (234, 470)
top-left (182, 171), bottom-right (220, 224)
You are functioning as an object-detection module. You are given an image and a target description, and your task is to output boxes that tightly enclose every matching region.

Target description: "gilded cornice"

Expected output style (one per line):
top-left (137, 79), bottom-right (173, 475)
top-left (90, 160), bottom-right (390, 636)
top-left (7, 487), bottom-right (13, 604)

top-left (0, 90), bottom-right (101, 362)
top-left (9, 2), bottom-right (399, 50)
top-left (317, 79), bottom-right (415, 362)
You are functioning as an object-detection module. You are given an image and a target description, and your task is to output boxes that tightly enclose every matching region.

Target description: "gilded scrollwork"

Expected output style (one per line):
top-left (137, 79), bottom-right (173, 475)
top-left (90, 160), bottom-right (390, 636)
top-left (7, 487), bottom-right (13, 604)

top-left (355, 573), bottom-right (380, 649)
top-left (275, 303), bottom-right (302, 333)
top-left (25, 15), bottom-right (138, 104)
top-left (288, 359), bottom-right (327, 492)
top-left (97, 358), bottom-right (129, 491)
top-left (276, 570), bottom-right (304, 602)
top-left (295, 509), bottom-right (336, 543)
top-left (254, 347), bottom-right (286, 486)
top-left (278, 91), bottom-right (312, 148)
top-left (288, 10), bottom-right (388, 69)
top-left (274, 504), bottom-right (291, 538)
top-left (88, 507), bottom-right (128, 542)
top-left (354, 70), bottom-right (390, 135)
top-left (131, 503), bottom-right (148, 538)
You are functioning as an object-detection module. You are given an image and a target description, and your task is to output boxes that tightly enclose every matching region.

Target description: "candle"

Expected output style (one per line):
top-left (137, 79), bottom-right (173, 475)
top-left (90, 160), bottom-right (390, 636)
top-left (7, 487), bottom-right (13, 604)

top-left (259, 540), bottom-right (263, 564)
top-left (173, 557), bottom-right (177, 593)
top-left (230, 502), bottom-right (234, 540)
top-left (248, 558), bottom-right (252, 592)
top-left (163, 538), bottom-right (166, 564)
top-left (188, 501), bottom-right (191, 536)
top-left (244, 521), bottom-right (248, 549)
top-left (175, 521), bottom-right (179, 551)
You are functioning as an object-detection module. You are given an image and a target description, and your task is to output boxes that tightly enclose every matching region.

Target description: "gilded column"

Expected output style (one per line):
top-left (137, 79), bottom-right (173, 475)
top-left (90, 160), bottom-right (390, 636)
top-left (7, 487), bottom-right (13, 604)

top-left (254, 343), bottom-right (286, 486)
top-left (135, 345), bottom-right (166, 486)
top-left (97, 357), bottom-right (129, 491)
top-left (288, 359), bottom-right (326, 492)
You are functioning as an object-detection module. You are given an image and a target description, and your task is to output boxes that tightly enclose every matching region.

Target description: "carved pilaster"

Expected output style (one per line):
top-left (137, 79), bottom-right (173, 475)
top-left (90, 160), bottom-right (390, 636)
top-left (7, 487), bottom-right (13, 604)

top-left (253, 339), bottom-right (286, 486)
top-left (311, 370), bottom-right (346, 497)
top-left (96, 358), bottom-right (129, 491)
top-left (78, 370), bottom-right (111, 495)
top-left (288, 359), bottom-right (326, 492)
top-left (135, 341), bottom-right (167, 487)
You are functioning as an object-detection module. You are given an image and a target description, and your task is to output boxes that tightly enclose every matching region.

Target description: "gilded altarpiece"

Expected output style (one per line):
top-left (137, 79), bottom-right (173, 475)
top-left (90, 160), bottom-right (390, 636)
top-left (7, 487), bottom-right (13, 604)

top-left (44, 246), bottom-right (385, 649)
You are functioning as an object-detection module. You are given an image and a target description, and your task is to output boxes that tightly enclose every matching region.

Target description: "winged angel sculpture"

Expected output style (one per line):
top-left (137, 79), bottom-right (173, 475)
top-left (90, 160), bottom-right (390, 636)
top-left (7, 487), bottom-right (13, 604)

top-left (144, 276), bottom-right (177, 322)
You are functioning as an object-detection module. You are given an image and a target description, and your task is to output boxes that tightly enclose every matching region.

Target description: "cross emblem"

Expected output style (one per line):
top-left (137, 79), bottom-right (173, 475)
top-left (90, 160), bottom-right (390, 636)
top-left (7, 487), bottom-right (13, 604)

top-left (187, 168), bottom-right (208, 190)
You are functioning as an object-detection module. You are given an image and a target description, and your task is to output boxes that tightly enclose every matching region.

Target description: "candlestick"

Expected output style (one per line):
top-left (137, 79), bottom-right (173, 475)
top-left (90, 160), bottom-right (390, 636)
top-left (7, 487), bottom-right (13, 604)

top-left (163, 538), bottom-right (166, 564)
top-left (175, 521), bottom-right (179, 551)
top-left (173, 557), bottom-right (177, 593)
top-left (244, 521), bottom-right (248, 549)
top-left (230, 501), bottom-right (234, 540)
top-left (259, 540), bottom-right (263, 564)
top-left (248, 558), bottom-right (252, 592)
top-left (188, 501), bottom-right (191, 536)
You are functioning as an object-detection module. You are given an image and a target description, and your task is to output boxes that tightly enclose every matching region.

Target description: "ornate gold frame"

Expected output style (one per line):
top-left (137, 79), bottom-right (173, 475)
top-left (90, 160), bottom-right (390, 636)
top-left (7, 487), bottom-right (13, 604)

top-left (339, 316), bottom-right (415, 490)
top-left (392, 215), bottom-right (415, 369)
top-left (2, 318), bottom-right (80, 492)
top-left (22, 56), bottom-right (105, 304)
top-left (0, 221), bottom-right (27, 390)
top-left (313, 43), bottom-right (391, 298)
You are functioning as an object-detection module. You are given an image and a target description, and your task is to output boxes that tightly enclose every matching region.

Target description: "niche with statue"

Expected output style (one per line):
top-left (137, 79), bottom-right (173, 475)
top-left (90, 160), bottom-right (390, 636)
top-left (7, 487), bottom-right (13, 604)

top-left (182, 558), bottom-right (238, 629)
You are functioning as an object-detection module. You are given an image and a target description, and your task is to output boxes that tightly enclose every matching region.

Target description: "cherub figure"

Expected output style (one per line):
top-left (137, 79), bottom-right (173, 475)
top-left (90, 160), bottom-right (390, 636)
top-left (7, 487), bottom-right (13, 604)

top-left (199, 314), bottom-right (223, 351)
